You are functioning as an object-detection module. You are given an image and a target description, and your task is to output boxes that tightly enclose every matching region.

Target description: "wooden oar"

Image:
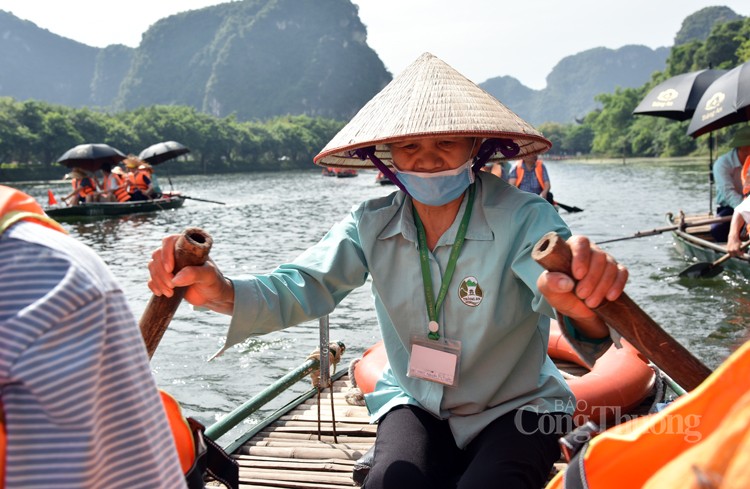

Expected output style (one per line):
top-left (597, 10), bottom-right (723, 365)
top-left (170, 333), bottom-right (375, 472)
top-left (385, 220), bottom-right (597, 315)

top-left (139, 227), bottom-right (213, 359)
top-left (597, 215), bottom-right (731, 244)
top-left (182, 195), bottom-right (226, 205)
top-left (678, 241), bottom-right (750, 278)
top-left (554, 201), bottom-right (583, 213)
top-left (532, 232), bottom-right (712, 391)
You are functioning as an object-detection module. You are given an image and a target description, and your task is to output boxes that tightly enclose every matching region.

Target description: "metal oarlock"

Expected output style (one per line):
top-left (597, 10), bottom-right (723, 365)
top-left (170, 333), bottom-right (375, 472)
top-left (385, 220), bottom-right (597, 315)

top-left (317, 315), bottom-right (338, 443)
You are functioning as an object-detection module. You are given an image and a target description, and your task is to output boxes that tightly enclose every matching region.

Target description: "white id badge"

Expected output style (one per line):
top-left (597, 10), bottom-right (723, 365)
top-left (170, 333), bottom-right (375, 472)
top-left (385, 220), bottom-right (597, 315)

top-left (407, 335), bottom-right (462, 387)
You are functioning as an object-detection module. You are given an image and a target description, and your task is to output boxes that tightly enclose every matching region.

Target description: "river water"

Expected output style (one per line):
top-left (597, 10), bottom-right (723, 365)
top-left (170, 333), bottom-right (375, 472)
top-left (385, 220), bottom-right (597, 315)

top-left (15, 158), bottom-right (750, 445)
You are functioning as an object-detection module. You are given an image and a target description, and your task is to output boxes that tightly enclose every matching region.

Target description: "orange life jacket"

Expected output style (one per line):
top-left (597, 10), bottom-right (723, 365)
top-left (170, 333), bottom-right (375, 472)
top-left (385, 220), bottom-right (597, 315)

top-left (0, 186), bottom-right (68, 489)
top-left (741, 156), bottom-right (750, 197)
top-left (514, 160), bottom-right (545, 189)
top-left (133, 171), bottom-right (151, 192)
top-left (111, 174), bottom-right (131, 202)
top-left (159, 391), bottom-right (196, 475)
top-left (545, 340), bottom-right (750, 489)
top-left (72, 177), bottom-right (96, 199)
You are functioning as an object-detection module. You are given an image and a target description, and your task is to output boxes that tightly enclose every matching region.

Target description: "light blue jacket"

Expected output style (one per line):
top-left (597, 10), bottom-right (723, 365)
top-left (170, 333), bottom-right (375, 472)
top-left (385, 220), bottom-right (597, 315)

top-left (227, 173), bottom-right (574, 448)
top-left (713, 148), bottom-right (743, 208)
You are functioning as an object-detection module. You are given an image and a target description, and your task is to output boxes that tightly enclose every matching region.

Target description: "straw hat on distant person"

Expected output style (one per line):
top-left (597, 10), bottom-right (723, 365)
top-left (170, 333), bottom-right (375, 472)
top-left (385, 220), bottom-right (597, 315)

top-left (314, 52), bottom-right (551, 169)
top-left (65, 168), bottom-right (87, 180)
top-left (124, 155), bottom-right (144, 169)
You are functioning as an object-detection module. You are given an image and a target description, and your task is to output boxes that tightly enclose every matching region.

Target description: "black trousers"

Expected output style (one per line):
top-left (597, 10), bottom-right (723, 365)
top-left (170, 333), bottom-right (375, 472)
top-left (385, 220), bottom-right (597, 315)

top-left (362, 405), bottom-right (567, 489)
top-left (710, 205), bottom-right (734, 242)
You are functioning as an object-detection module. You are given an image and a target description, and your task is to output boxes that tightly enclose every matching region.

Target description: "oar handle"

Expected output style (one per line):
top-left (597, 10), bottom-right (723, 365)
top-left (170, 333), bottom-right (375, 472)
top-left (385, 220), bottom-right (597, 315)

top-left (139, 227), bottom-right (213, 359)
top-left (532, 232), bottom-right (712, 391)
top-left (715, 240), bottom-right (750, 265)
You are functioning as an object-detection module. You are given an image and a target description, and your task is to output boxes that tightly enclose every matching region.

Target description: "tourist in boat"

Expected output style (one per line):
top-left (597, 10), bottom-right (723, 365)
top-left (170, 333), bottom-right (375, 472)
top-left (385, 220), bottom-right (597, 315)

top-left (509, 154), bottom-right (555, 205)
top-left (726, 193), bottom-right (750, 257)
top-left (481, 161), bottom-right (511, 181)
top-left (106, 165), bottom-right (132, 202)
top-left (138, 162), bottom-right (163, 198)
top-left (124, 155), bottom-right (155, 201)
top-left (710, 126), bottom-right (750, 242)
top-left (0, 186), bottom-right (187, 489)
top-left (62, 167), bottom-right (97, 205)
top-left (98, 163), bottom-right (130, 202)
top-left (146, 53), bottom-right (627, 489)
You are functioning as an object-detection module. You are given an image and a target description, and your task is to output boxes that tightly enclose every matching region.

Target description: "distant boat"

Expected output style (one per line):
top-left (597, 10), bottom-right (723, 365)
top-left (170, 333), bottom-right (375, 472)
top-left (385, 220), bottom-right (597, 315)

top-left (45, 192), bottom-right (185, 221)
top-left (334, 168), bottom-right (358, 178)
top-left (375, 171), bottom-right (394, 185)
top-left (322, 167), bottom-right (358, 178)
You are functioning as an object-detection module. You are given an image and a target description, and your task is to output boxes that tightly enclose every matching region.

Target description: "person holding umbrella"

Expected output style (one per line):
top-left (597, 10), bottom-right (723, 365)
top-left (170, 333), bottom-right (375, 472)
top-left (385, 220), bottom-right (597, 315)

top-left (710, 126), bottom-right (750, 242)
top-left (145, 53), bottom-right (628, 489)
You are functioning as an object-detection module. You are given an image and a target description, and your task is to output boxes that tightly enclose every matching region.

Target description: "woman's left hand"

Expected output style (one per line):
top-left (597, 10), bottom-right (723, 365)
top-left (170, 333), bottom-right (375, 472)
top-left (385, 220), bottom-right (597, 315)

top-left (536, 235), bottom-right (628, 338)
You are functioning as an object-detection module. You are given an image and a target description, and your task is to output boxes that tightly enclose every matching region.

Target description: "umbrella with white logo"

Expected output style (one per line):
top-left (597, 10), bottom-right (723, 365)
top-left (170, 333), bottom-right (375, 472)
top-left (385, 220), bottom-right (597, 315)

top-left (687, 61), bottom-right (750, 137)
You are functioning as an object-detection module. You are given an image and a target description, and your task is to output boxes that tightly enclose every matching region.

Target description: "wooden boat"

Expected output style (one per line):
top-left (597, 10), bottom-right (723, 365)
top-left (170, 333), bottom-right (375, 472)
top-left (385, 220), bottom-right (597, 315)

top-left (335, 169), bottom-right (358, 178)
top-left (45, 193), bottom-right (185, 221)
top-left (322, 168), bottom-right (358, 178)
top-left (666, 211), bottom-right (750, 275)
top-left (202, 319), bottom-right (677, 488)
top-left (374, 172), bottom-right (394, 185)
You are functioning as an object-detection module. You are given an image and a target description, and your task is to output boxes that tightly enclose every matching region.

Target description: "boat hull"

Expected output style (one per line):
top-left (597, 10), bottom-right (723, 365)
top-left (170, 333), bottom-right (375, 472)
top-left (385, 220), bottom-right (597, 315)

top-left (45, 195), bottom-right (185, 221)
top-left (666, 212), bottom-right (750, 276)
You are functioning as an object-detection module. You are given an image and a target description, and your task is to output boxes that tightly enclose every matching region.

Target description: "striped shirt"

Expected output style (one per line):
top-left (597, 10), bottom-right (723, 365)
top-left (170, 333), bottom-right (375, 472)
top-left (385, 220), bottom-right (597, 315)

top-left (0, 221), bottom-right (186, 489)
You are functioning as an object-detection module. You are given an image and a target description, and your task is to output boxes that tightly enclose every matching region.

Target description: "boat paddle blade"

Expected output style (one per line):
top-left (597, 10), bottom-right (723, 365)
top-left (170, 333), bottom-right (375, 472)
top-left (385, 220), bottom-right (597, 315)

top-left (678, 261), bottom-right (725, 279)
top-left (555, 201), bottom-right (584, 213)
top-left (47, 189), bottom-right (58, 206)
top-left (678, 241), bottom-right (750, 279)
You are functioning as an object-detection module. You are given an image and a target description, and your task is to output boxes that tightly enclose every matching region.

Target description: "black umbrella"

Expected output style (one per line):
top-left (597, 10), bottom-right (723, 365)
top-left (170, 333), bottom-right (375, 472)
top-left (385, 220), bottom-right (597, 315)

top-left (56, 143), bottom-right (126, 173)
top-left (633, 69), bottom-right (727, 121)
top-left (138, 141), bottom-right (191, 165)
top-left (633, 69), bottom-right (727, 213)
top-left (687, 61), bottom-right (750, 137)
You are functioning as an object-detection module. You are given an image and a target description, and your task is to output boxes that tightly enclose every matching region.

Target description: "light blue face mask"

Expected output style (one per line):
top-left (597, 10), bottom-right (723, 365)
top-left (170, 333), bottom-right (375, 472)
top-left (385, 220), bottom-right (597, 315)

top-left (395, 158), bottom-right (475, 206)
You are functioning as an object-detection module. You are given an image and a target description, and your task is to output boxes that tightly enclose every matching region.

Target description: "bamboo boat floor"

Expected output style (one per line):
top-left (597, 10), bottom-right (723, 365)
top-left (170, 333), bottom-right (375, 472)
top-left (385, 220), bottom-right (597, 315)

top-left (216, 377), bottom-right (374, 488)
top-left (212, 365), bottom-right (630, 489)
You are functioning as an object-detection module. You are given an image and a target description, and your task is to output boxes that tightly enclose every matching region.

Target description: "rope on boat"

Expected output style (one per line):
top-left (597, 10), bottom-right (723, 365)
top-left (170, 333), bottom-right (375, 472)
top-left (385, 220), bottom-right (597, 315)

top-left (306, 341), bottom-right (345, 387)
top-left (345, 358), bottom-right (367, 406)
top-left (647, 363), bottom-right (669, 414)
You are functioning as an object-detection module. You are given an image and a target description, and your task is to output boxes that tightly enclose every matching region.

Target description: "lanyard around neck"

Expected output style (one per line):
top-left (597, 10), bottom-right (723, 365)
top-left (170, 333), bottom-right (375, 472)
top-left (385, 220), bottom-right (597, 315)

top-left (414, 184), bottom-right (475, 340)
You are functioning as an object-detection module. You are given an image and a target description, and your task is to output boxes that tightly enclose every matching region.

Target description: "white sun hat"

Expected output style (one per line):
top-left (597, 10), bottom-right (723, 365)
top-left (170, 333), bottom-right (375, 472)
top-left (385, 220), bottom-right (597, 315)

top-left (314, 52), bottom-right (551, 169)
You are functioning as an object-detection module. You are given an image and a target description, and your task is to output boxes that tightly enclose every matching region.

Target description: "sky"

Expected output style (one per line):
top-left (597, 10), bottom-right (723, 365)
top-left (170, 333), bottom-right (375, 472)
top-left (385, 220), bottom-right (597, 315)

top-left (3, 0), bottom-right (749, 89)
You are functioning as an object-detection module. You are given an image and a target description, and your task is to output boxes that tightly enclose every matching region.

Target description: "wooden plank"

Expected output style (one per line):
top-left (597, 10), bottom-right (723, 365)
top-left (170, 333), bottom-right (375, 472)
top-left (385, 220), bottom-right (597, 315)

top-left (246, 439), bottom-right (374, 450)
top-left (263, 424), bottom-right (377, 435)
top-left (237, 445), bottom-right (366, 461)
top-left (253, 431), bottom-right (375, 444)
top-left (236, 458), bottom-right (355, 472)
top-left (238, 479), bottom-right (355, 489)
top-left (235, 455), bottom-right (357, 467)
top-left (239, 467), bottom-right (355, 484)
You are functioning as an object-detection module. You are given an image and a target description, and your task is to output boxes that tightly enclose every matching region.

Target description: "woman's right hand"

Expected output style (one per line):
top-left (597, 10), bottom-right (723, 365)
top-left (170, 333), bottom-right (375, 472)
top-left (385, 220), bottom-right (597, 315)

top-left (147, 234), bottom-right (235, 314)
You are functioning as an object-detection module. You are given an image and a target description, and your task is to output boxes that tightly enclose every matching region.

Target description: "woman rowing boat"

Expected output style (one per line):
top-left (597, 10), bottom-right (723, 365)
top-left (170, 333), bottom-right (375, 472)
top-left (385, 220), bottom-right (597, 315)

top-left (147, 52), bottom-right (627, 489)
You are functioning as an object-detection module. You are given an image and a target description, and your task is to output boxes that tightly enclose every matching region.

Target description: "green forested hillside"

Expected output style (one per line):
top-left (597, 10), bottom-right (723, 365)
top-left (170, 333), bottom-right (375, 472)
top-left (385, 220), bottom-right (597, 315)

top-left (540, 14), bottom-right (750, 159)
top-left (0, 0), bottom-right (391, 122)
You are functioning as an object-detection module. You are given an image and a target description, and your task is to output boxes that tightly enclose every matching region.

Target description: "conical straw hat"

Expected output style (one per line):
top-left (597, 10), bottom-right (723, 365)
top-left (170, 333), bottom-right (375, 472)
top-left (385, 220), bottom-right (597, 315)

top-left (314, 52), bottom-right (551, 168)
